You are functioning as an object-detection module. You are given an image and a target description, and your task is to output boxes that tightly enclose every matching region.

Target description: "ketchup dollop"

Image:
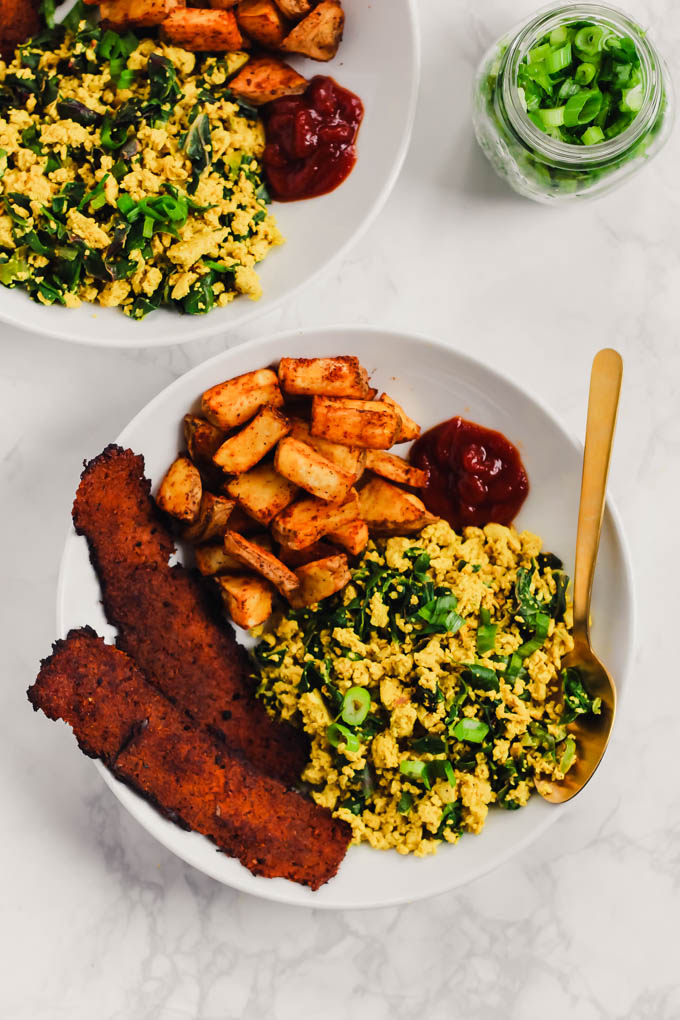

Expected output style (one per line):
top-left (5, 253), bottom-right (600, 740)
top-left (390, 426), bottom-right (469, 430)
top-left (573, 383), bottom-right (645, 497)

top-left (409, 416), bottom-right (529, 531)
top-left (263, 76), bottom-right (364, 201)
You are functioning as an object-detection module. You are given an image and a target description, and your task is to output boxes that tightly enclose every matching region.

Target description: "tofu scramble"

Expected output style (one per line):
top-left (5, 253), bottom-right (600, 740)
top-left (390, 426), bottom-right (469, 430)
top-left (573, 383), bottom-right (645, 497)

top-left (255, 520), bottom-right (601, 856)
top-left (0, 10), bottom-right (281, 318)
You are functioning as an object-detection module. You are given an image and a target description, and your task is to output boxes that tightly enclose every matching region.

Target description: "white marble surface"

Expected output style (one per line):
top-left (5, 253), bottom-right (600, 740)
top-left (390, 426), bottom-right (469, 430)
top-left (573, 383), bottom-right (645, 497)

top-left (2, 1), bottom-right (680, 1016)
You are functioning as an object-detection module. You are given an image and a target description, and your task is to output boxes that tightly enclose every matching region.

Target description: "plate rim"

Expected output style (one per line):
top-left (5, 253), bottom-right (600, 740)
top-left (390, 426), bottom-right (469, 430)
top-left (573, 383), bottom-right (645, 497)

top-left (0, 0), bottom-right (420, 348)
top-left (55, 324), bottom-right (636, 908)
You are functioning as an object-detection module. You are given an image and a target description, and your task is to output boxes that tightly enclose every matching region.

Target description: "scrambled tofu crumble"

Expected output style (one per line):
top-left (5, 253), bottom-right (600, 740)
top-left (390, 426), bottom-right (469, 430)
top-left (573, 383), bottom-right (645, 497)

top-left (255, 520), bottom-right (601, 857)
top-left (0, 14), bottom-right (282, 318)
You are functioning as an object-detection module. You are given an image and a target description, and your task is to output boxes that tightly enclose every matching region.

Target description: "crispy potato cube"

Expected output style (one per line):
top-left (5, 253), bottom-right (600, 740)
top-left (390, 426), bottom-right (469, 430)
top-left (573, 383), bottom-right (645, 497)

top-left (274, 0), bottom-right (313, 19)
top-left (224, 532), bottom-right (300, 597)
top-left (289, 554), bottom-right (351, 608)
top-left (365, 450), bottom-right (429, 488)
top-left (378, 393), bottom-right (421, 443)
top-left (183, 414), bottom-right (225, 466)
top-left (208, 0), bottom-right (239, 8)
top-left (194, 533), bottom-right (272, 575)
top-left (99, 0), bottom-right (181, 28)
top-left (277, 540), bottom-right (340, 567)
top-left (156, 456), bottom-right (202, 522)
top-left (226, 463), bottom-right (298, 525)
top-left (215, 574), bottom-right (273, 629)
top-left (289, 418), bottom-right (365, 482)
top-left (326, 518), bottom-right (369, 556)
top-left (229, 56), bottom-right (307, 106)
top-left (201, 369), bottom-right (283, 430)
top-left (311, 396), bottom-right (400, 450)
top-left (278, 356), bottom-right (371, 399)
top-left (225, 504), bottom-right (262, 534)
top-left (274, 436), bottom-right (354, 503)
top-left (358, 478), bottom-right (436, 535)
top-left (280, 0), bottom-right (344, 61)
top-left (213, 405), bottom-right (290, 474)
top-left (272, 489), bottom-right (359, 550)
top-left (236, 0), bottom-right (288, 48)
top-left (182, 492), bottom-right (235, 543)
top-left (161, 8), bottom-right (246, 51)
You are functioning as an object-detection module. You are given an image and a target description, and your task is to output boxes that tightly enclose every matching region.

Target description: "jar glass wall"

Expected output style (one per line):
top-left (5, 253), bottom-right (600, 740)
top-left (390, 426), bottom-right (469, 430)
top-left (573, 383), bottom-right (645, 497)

top-left (472, 3), bottom-right (674, 203)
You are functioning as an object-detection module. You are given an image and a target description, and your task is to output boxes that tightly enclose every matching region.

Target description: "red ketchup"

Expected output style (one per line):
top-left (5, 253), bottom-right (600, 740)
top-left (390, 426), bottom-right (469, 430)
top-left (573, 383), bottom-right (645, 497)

top-left (262, 76), bottom-right (364, 201)
top-left (409, 416), bottom-right (529, 531)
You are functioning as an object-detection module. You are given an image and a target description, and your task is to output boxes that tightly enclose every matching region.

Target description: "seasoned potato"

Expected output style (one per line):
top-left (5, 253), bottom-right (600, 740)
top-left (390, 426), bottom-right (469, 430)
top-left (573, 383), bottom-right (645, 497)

top-left (156, 456), bottom-right (202, 522)
top-left (272, 489), bottom-right (359, 550)
top-left (229, 56), bottom-right (307, 106)
top-left (365, 450), bottom-right (429, 488)
top-left (224, 531), bottom-right (300, 597)
top-left (182, 492), bottom-right (235, 543)
top-left (194, 533), bottom-right (272, 575)
top-left (225, 504), bottom-right (262, 534)
top-left (213, 405), bottom-right (291, 474)
top-left (0, 0), bottom-right (40, 60)
top-left (289, 554), bottom-right (351, 608)
top-left (215, 574), bottom-right (273, 629)
top-left (236, 0), bottom-right (289, 48)
top-left (274, 436), bottom-right (354, 503)
top-left (278, 356), bottom-right (371, 399)
top-left (277, 540), bottom-right (340, 567)
top-left (326, 517), bottom-right (369, 556)
top-left (311, 396), bottom-right (400, 450)
top-left (280, 0), bottom-right (344, 61)
top-left (99, 0), bottom-right (181, 28)
top-left (161, 8), bottom-right (246, 51)
top-left (226, 462), bottom-right (298, 525)
top-left (378, 394), bottom-right (421, 443)
top-left (201, 369), bottom-right (283, 430)
top-left (208, 0), bottom-right (240, 8)
top-left (358, 478), bottom-right (436, 535)
top-left (274, 0), bottom-right (314, 19)
top-left (183, 414), bottom-right (225, 466)
top-left (289, 418), bottom-right (365, 481)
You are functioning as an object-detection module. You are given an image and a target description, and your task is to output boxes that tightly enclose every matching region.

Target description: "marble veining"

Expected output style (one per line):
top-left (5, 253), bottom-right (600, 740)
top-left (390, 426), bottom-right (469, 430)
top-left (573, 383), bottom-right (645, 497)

top-left (2, 1), bottom-right (680, 1017)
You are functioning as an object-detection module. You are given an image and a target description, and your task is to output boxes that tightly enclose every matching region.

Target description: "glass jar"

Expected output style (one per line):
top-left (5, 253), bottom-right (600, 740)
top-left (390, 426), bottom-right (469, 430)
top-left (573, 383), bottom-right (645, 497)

top-left (472, 3), bottom-right (674, 203)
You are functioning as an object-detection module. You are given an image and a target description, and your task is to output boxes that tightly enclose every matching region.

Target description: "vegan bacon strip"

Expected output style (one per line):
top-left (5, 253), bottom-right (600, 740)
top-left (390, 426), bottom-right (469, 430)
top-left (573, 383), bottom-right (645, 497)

top-left (28, 629), bottom-right (350, 889)
top-left (71, 444), bottom-right (308, 787)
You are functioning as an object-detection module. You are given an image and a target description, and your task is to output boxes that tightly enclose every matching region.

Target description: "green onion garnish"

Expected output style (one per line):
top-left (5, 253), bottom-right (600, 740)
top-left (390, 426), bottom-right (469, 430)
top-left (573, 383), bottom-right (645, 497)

top-left (340, 686), bottom-right (371, 726)
top-left (452, 718), bottom-right (490, 744)
top-left (327, 723), bottom-right (360, 754)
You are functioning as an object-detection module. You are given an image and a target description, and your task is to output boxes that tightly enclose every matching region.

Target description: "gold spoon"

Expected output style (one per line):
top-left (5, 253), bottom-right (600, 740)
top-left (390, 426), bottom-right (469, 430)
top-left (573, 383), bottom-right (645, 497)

top-left (536, 347), bottom-right (623, 804)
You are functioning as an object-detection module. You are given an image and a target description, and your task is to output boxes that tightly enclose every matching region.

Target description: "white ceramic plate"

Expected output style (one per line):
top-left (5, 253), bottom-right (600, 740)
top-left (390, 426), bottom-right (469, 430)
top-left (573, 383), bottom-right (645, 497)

top-left (57, 326), bottom-right (635, 908)
top-left (0, 1), bottom-right (418, 347)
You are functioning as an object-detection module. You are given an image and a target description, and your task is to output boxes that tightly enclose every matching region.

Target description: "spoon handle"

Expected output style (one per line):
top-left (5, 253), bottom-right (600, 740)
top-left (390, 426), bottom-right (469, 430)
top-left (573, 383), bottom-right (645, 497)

top-left (572, 348), bottom-right (623, 636)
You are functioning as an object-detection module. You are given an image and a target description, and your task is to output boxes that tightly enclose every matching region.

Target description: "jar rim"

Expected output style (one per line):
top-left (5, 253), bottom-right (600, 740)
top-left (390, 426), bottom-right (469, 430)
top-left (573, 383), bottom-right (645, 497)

top-left (499, 2), bottom-right (665, 167)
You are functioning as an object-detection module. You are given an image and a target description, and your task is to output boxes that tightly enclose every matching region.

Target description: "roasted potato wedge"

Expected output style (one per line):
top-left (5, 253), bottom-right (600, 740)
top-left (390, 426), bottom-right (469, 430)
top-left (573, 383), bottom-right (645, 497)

top-left (229, 56), bottom-right (307, 106)
top-left (311, 396), bottom-right (400, 450)
top-left (208, 0), bottom-right (240, 8)
top-left (213, 405), bottom-right (291, 474)
top-left (272, 489), bottom-right (359, 550)
top-left (378, 393), bottom-right (421, 443)
top-left (182, 492), bottom-right (235, 543)
top-left (215, 574), bottom-right (273, 629)
top-left (274, 436), bottom-right (354, 503)
top-left (365, 450), bottom-right (429, 488)
top-left (236, 0), bottom-right (289, 48)
top-left (161, 8), bottom-right (246, 51)
top-left (277, 540), bottom-right (340, 567)
top-left (280, 0), bottom-right (344, 61)
top-left (289, 554), bottom-right (351, 608)
top-left (289, 418), bottom-right (365, 482)
top-left (156, 456), bottom-right (202, 522)
top-left (99, 0), bottom-right (182, 28)
top-left (278, 356), bottom-right (371, 399)
top-left (274, 0), bottom-right (313, 18)
top-left (358, 478), bottom-right (436, 535)
top-left (225, 504), bottom-right (262, 534)
top-left (224, 531), bottom-right (300, 597)
top-left (226, 462), bottom-right (298, 525)
top-left (201, 369), bottom-right (283, 430)
top-left (194, 533), bottom-right (272, 575)
top-left (325, 517), bottom-right (369, 556)
top-left (183, 414), bottom-right (225, 466)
